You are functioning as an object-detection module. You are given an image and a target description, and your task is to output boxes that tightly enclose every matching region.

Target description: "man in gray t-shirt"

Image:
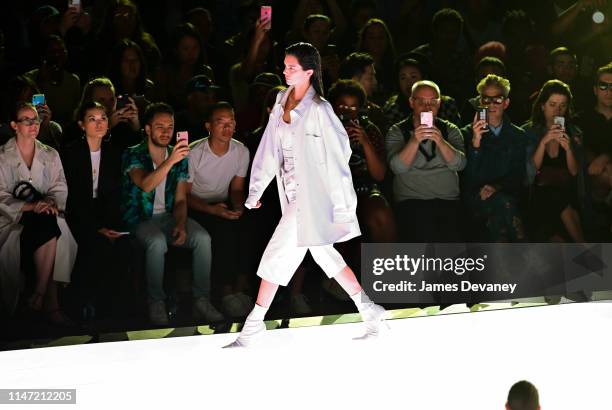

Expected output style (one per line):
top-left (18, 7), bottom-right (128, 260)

top-left (187, 102), bottom-right (253, 318)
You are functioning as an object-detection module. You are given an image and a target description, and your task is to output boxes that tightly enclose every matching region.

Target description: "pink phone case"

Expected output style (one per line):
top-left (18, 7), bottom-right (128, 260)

top-left (176, 131), bottom-right (189, 144)
top-left (261, 6), bottom-right (272, 29)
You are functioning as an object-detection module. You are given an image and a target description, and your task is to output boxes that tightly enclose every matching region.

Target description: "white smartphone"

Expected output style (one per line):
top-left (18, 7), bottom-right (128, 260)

top-left (553, 116), bottom-right (565, 130)
top-left (176, 131), bottom-right (189, 144)
top-left (420, 111), bottom-right (433, 128)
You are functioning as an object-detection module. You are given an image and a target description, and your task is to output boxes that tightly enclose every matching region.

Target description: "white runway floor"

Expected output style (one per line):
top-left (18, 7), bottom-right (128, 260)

top-left (1, 301), bottom-right (611, 409)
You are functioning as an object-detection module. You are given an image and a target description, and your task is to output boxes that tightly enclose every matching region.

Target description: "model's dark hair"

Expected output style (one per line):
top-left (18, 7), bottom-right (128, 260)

top-left (143, 102), bottom-right (174, 126)
top-left (76, 101), bottom-right (107, 122)
top-left (328, 79), bottom-right (367, 108)
top-left (529, 79), bottom-right (574, 126)
top-left (285, 42), bottom-right (324, 97)
top-left (507, 380), bottom-right (539, 410)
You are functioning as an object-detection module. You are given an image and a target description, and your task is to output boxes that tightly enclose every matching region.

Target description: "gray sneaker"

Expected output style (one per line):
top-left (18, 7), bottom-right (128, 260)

top-left (193, 296), bottom-right (224, 323)
top-left (149, 300), bottom-right (169, 326)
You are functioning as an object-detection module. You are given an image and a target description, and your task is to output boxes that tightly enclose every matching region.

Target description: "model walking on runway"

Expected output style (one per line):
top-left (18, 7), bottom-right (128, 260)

top-left (226, 42), bottom-right (388, 347)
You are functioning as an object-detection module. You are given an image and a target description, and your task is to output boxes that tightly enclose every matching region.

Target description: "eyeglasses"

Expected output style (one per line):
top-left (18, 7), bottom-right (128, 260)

top-left (411, 97), bottom-right (440, 106)
top-left (596, 81), bottom-right (612, 91)
top-left (16, 117), bottom-right (41, 126)
top-left (480, 95), bottom-right (506, 105)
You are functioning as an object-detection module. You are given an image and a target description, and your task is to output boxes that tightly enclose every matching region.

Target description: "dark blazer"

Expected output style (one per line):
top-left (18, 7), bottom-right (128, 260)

top-left (61, 137), bottom-right (124, 241)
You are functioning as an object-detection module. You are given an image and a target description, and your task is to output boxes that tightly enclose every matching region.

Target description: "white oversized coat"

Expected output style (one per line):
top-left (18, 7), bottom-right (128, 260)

top-left (246, 85), bottom-right (361, 246)
top-left (0, 138), bottom-right (77, 314)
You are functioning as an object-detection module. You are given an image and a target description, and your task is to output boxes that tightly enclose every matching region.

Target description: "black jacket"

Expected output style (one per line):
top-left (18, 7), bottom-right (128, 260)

top-left (61, 137), bottom-right (124, 241)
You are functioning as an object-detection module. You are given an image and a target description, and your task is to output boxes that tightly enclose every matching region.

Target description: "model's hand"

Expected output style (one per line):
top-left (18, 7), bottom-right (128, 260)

top-left (479, 184), bottom-right (496, 200)
top-left (245, 199), bottom-right (261, 209)
top-left (98, 228), bottom-right (123, 241)
top-left (172, 224), bottom-right (187, 246)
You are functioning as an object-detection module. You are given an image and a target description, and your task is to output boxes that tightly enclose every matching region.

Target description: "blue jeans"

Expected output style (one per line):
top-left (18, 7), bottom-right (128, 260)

top-left (134, 213), bottom-right (211, 302)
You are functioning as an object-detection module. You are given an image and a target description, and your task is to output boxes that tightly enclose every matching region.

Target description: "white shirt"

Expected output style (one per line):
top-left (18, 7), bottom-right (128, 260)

top-left (279, 116), bottom-right (298, 203)
top-left (152, 151), bottom-right (168, 215)
top-left (188, 138), bottom-right (249, 203)
top-left (90, 150), bottom-right (101, 199)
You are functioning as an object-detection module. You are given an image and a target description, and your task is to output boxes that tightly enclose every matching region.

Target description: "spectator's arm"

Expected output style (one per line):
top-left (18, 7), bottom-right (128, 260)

top-left (239, 19), bottom-right (269, 81)
top-left (173, 181), bottom-right (188, 229)
top-left (229, 175), bottom-right (246, 213)
top-left (386, 124), bottom-right (422, 173)
top-left (325, 0), bottom-right (347, 36)
top-left (45, 150), bottom-right (68, 211)
top-left (439, 125), bottom-right (466, 171)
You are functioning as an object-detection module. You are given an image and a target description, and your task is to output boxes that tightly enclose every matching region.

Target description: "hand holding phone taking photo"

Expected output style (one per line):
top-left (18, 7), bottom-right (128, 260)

top-left (260, 6), bottom-right (272, 30)
top-left (420, 111), bottom-right (433, 128)
top-left (176, 131), bottom-right (189, 145)
top-left (553, 116), bottom-right (565, 130)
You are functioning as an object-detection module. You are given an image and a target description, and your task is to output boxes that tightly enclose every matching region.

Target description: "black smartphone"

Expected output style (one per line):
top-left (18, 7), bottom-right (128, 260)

top-left (116, 94), bottom-right (130, 110)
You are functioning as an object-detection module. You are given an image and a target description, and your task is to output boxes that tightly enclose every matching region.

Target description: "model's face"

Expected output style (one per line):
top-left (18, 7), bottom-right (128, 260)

top-left (409, 86), bottom-right (440, 118)
top-left (283, 54), bottom-right (313, 86)
top-left (550, 54), bottom-right (577, 84)
top-left (399, 65), bottom-right (422, 98)
top-left (541, 93), bottom-right (569, 121)
top-left (146, 113), bottom-right (174, 147)
top-left (121, 48), bottom-right (141, 80)
top-left (206, 108), bottom-right (235, 143)
top-left (595, 73), bottom-right (612, 108)
top-left (80, 108), bottom-right (109, 139)
top-left (11, 107), bottom-right (40, 139)
top-left (177, 35), bottom-right (200, 65)
top-left (356, 64), bottom-right (377, 97)
top-left (479, 85), bottom-right (509, 120)
top-left (92, 86), bottom-right (116, 115)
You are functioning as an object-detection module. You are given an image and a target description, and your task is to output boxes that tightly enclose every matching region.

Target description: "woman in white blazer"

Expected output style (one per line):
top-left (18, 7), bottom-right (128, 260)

top-left (226, 43), bottom-right (388, 347)
top-left (0, 103), bottom-right (77, 325)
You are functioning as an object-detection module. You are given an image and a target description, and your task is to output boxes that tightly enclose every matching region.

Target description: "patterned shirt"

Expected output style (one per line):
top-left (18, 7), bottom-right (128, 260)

top-left (121, 141), bottom-right (189, 228)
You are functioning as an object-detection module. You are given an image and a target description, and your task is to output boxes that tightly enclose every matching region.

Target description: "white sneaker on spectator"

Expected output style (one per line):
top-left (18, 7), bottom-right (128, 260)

top-left (234, 292), bottom-right (254, 314)
top-left (193, 296), bottom-right (224, 323)
top-left (223, 294), bottom-right (249, 317)
top-left (290, 293), bottom-right (313, 315)
top-left (149, 300), bottom-right (169, 326)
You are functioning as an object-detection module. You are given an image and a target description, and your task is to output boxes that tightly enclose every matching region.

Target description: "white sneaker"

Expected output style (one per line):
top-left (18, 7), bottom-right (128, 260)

top-left (148, 300), bottom-right (169, 326)
top-left (355, 303), bottom-right (389, 340)
top-left (193, 296), bottom-right (224, 323)
top-left (223, 294), bottom-right (249, 317)
top-left (223, 319), bottom-right (266, 348)
top-left (290, 293), bottom-right (313, 315)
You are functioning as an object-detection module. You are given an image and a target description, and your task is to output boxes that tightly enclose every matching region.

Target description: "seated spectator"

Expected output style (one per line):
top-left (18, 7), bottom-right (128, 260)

top-left (575, 62), bottom-right (612, 240)
top-left (0, 103), bottom-right (77, 325)
top-left (546, 47), bottom-right (590, 113)
top-left (108, 39), bottom-right (158, 113)
top-left (460, 56), bottom-right (507, 124)
top-left (357, 18), bottom-right (396, 105)
top-left (174, 75), bottom-right (220, 143)
top-left (328, 79), bottom-right (395, 242)
top-left (96, 0), bottom-right (161, 78)
top-left (462, 74), bottom-right (528, 242)
top-left (61, 101), bottom-right (135, 319)
top-left (411, 8), bottom-right (472, 104)
top-left (386, 80), bottom-right (466, 242)
top-left (121, 103), bottom-right (222, 325)
top-left (339, 52), bottom-right (388, 134)
top-left (0, 75), bottom-right (63, 148)
top-left (301, 15), bottom-right (341, 89)
top-left (185, 8), bottom-right (227, 85)
top-left (187, 102), bottom-right (252, 317)
top-left (158, 23), bottom-right (214, 111)
top-left (525, 80), bottom-right (585, 242)
top-left (228, 18), bottom-right (279, 113)
top-left (24, 35), bottom-right (81, 126)
top-left (63, 77), bottom-right (141, 149)
top-left (506, 380), bottom-right (540, 410)
top-left (383, 55), bottom-right (461, 129)
top-left (235, 72), bottom-right (282, 142)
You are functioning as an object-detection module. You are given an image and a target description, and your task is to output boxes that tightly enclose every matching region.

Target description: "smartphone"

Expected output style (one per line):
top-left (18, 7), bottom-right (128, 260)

top-left (478, 107), bottom-right (489, 130)
top-left (420, 111), bottom-right (433, 128)
top-left (116, 231), bottom-right (130, 236)
top-left (260, 6), bottom-right (272, 30)
top-left (116, 94), bottom-right (130, 110)
top-left (176, 131), bottom-right (189, 145)
top-left (323, 44), bottom-right (337, 57)
top-left (68, 0), bottom-right (82, 13)
top-left (32, 94), bottom-right (45, 106)
top-left (553, 116), bottom-right (565, 130)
